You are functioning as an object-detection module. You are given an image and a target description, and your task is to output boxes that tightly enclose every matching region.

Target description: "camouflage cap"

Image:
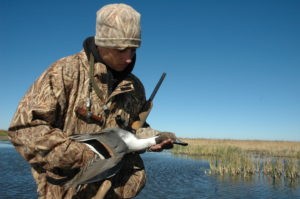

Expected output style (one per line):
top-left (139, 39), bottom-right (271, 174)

top-left (95, 4), bottom-right (141, 49)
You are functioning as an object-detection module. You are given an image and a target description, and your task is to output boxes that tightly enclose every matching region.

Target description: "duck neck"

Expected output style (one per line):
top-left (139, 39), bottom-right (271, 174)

top-left (124, 136), bottom-right (157, 153)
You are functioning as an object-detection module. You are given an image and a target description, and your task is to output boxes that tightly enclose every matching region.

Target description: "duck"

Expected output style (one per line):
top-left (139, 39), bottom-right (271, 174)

top-left (63, 127), bottom-right (188, 188)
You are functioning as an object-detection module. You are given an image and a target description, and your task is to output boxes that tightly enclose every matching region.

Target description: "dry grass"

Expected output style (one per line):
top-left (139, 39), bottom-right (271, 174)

top-left (173, 138), bottom-right (300, 158)
top-left (0, 130), bottom-right (9, 141)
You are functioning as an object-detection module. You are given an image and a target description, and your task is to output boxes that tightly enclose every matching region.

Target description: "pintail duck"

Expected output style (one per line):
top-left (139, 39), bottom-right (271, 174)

top-left (62, 128), bottom-right (188, 188)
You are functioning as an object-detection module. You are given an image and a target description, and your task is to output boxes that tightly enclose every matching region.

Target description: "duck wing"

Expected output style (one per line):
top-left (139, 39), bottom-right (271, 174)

top-left (64, 129), bottom-right (129, 188)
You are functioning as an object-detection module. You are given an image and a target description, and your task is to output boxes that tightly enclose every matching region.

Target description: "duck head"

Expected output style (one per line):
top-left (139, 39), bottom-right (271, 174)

top-left (155, 132), bottom-right (188, 146)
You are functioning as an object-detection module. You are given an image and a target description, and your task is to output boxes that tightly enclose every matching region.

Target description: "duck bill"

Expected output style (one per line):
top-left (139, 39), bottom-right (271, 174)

top-left (173, 139), bottom-right (188, 146)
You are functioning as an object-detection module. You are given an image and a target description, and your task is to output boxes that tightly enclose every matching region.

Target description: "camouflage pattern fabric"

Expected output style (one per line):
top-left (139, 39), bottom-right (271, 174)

top-left (8, 51), bottom-right (153, 198)
top-left (95, 3), bottom-right (141, 49)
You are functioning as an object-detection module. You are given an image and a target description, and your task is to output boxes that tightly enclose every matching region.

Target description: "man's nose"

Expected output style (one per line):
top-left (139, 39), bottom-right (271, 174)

top-left (122, 49), bottom-right (136, 63)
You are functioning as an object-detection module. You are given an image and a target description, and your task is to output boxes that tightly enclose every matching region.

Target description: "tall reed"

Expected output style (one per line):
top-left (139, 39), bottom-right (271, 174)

top-left (172, 138), bottom-right (300, 181)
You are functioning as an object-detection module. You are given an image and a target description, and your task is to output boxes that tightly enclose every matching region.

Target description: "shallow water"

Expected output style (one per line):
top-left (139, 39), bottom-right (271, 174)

top-left (137, 153), bottom-right (300, 199)
top-left (0, 141), bottom-right (37, 198)
top-left (1, 141), bottom-right (299, 199)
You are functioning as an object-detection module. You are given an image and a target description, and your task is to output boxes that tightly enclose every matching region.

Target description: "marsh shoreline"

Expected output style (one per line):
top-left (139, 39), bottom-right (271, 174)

top-left (173, 138), bottom-right (300, 181)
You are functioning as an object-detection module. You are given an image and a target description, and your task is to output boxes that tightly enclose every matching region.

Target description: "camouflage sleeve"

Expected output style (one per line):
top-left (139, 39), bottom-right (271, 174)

top-left (8, 58), bottom-right (94, 174)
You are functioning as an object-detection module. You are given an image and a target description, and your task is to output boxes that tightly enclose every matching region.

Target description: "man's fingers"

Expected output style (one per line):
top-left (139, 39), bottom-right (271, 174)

top-left (161, 139), bottom-right (174, 149)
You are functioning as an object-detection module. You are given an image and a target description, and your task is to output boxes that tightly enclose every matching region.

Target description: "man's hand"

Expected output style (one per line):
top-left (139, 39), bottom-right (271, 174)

top-left (148, 138), bottom-right (174, 152)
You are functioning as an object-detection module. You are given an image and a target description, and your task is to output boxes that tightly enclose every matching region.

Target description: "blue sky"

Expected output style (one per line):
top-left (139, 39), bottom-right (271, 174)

top-left (1, 0), bottom-right (299, 141)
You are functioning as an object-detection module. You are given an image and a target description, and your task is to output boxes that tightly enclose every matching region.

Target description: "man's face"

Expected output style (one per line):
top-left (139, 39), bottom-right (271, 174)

top-left (98, 47), bottom-right (136, 71)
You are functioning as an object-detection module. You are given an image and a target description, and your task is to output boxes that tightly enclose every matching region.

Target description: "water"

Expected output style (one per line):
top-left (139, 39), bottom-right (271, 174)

top-left (137, 153), bottom-right (300, 199)
top-left (0, 141), bottom-right (37, 198)
top-left (1, 141), bottom-right (299, 199)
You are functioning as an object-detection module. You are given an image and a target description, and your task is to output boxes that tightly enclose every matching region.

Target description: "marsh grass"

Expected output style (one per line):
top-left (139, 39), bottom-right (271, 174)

top-left (0, 130), bottom-right (9, 141)
top-left (173, 138), bottom-right (300, 181)
top-left (0, 130), bottom-right (8, 136)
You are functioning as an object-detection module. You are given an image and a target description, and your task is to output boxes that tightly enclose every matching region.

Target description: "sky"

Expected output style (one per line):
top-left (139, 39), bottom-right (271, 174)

top-left (1, 0), bottom-right (299, 141)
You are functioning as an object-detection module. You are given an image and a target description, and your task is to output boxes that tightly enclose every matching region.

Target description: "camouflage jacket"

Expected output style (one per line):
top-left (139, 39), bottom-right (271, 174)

top-left (8, 51), bottom-right (150, 198)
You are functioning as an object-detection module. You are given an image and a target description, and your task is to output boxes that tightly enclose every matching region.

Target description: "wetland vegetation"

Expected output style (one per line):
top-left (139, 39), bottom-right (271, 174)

top-left (173, 138), bottom-right (300, 182)
top-left (0, 130), bottom-right (8, 141)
